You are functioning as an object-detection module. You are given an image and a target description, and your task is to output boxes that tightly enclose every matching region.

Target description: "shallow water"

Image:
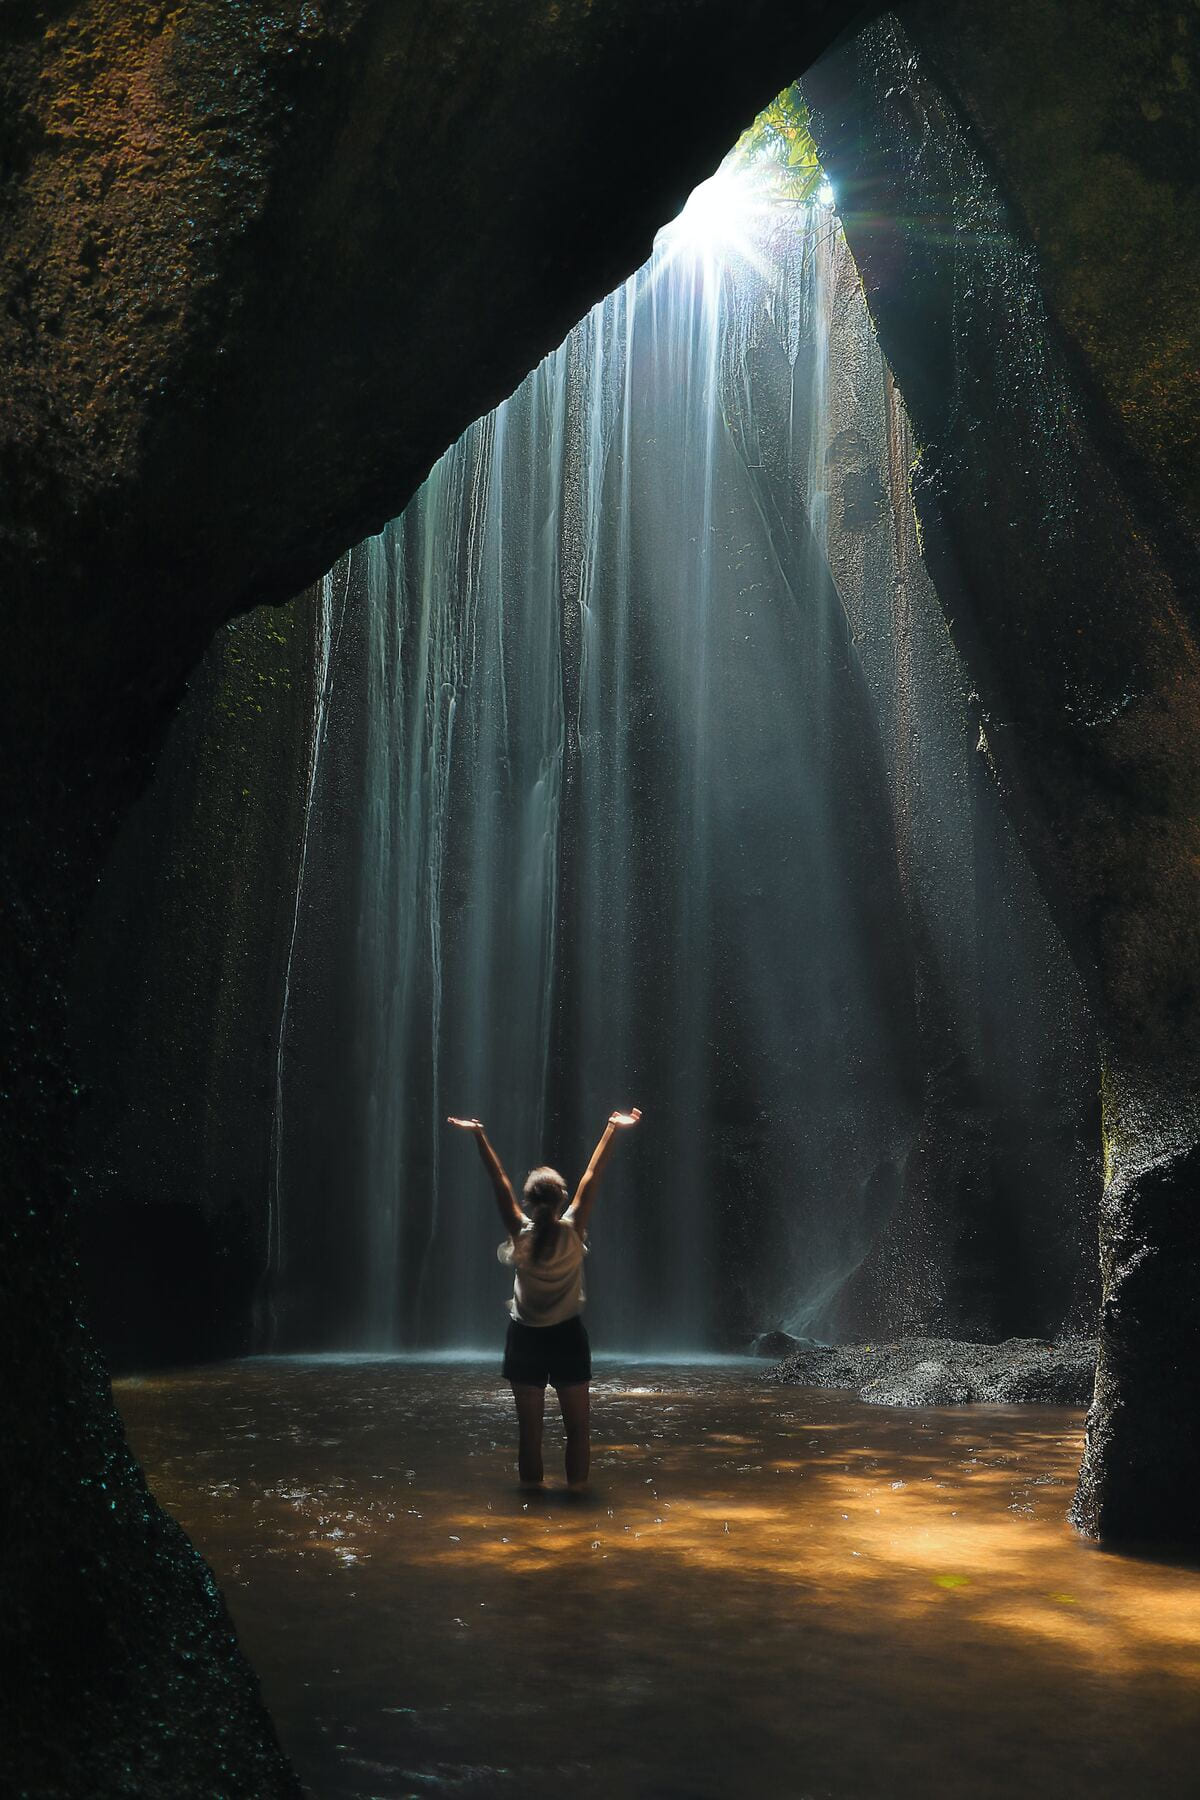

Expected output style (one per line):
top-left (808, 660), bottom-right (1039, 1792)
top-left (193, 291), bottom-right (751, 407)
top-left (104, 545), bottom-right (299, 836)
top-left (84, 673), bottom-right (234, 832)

top-left (114, 1360), bottom-right (1200, 1799)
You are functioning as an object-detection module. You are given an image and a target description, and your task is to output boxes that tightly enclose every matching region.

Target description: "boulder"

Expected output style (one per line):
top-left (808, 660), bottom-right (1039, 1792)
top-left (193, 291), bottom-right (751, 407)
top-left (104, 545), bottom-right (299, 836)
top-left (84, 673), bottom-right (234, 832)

top-left (862, 1358), bottom-right (971, 1407)
top-left (751, 1331), bottom-right (833, 1359)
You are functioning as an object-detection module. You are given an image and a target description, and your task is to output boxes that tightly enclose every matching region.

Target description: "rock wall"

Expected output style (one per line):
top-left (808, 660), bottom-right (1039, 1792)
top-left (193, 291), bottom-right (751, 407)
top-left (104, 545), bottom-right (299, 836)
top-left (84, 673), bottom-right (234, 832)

top-left (71, 587), bottom-right (334, 1370)
top-left (905, 0), bottom-right (1200, 561)
top-left (810, 257), bottom-right (1099, 1341)
top-left (804, 4), bottom-right (1200, 1541)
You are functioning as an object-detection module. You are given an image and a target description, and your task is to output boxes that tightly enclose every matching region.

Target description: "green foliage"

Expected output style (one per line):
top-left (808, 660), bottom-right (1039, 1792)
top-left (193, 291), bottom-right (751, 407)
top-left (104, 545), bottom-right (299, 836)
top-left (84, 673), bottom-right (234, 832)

top-left (730, 86), bottom-right (825, 204)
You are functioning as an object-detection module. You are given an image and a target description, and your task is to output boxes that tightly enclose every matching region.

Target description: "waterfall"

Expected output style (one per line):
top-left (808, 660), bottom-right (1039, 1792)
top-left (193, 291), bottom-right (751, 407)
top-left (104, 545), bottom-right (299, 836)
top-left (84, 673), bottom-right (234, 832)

top-left (264, 558), bottom-right (351, 1345)
top-left (359, 356), bottom-right (573, 1347)
top-left (335, 167), bottom-right (921, 1352)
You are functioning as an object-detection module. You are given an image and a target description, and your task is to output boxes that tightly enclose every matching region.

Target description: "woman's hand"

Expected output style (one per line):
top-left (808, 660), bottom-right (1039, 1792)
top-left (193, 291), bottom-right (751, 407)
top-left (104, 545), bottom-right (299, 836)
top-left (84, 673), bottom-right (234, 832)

top-left (448, 1118), bottom-right (523, 1232)
top-left (567, 1108), bottom-right (642, 1230)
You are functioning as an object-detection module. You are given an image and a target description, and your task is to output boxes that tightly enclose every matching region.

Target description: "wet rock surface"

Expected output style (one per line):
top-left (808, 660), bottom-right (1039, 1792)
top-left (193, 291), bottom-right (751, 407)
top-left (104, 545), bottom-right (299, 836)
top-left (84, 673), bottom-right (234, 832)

top-left (767, 1337), bottom-right (1098, 1408)
top-left (805, 8), bottom-right (1200, 1542)
top-left (1072, 1144), bottom-right (1200, 1543)
top-left (900, 0), bottom-right (1200, 555)
top-left (751, 1330), bottom-right (833, 1358)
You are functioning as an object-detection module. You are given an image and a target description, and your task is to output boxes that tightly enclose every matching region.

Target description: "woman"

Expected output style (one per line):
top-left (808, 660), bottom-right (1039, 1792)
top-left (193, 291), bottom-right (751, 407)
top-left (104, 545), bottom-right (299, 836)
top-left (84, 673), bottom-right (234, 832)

top-left (447, 1109), bottom-right (642, 1490)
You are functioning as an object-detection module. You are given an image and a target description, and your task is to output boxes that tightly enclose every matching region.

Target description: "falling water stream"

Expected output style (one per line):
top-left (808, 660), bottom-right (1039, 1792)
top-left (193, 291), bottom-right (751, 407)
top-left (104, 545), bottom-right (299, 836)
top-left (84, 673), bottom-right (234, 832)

top-left (293, 172), bottom-right (924, 1356)
top-left (263, 99), bottom-right (1094, 1358)
top-left (265, 561), bottom-right (351, 1342)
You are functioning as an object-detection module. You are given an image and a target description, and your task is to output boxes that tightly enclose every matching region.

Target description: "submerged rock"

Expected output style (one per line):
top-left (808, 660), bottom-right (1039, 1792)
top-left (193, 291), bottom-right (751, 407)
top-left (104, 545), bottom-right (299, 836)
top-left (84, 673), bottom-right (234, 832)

top-left (766, 1336), bottom-right (1097, 1407)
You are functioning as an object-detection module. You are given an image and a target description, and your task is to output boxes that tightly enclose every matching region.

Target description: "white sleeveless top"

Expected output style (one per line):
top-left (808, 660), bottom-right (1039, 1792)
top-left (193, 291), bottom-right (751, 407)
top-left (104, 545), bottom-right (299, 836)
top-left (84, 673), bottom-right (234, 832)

top-left (497, 1217), bottom-right (587, 1326)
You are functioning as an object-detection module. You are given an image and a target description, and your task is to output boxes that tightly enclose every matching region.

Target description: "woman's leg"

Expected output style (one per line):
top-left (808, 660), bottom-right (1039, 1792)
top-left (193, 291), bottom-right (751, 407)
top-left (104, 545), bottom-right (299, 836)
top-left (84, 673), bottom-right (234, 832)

top-left (510, 1382), bottom-right (546, 1485)
top-left (555, 1382), bottom-right (591, 1489)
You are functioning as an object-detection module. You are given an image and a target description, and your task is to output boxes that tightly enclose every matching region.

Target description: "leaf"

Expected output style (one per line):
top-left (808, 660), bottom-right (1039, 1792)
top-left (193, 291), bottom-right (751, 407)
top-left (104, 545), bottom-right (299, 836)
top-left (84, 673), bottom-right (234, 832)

top-left (730, 82), bottom-right (825, 205)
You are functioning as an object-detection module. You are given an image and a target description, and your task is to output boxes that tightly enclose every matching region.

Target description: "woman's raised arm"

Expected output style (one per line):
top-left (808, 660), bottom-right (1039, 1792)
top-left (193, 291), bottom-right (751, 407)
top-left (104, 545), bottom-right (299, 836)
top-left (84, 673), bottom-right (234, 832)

top-left (447, 1118), bottom-right (527, 1236)
top-left (565, 1108), bottom-right (641, 1236)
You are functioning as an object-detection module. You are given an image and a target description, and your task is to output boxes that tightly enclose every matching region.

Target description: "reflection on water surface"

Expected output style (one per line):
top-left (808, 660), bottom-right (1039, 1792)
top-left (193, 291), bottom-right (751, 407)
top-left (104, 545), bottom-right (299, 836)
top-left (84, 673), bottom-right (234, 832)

top-left (114, 1360), bottom-right (1200, 1799)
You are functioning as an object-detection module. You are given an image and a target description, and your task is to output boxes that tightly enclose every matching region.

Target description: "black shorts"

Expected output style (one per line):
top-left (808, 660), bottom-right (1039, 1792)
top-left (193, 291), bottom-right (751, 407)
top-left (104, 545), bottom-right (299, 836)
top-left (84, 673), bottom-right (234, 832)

top-left (502, 1314), bottom-right (591, 1389)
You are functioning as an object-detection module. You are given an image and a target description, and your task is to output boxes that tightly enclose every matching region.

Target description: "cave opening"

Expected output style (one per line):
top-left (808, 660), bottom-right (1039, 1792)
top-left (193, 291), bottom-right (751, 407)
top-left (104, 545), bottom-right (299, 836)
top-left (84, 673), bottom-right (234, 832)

top-left (6, 3), bottom-right (1197, 1791)
top-left (88, 97), bottom-right (1129, 1795)
top-left (78, 87), bottom-right (1099, 1368)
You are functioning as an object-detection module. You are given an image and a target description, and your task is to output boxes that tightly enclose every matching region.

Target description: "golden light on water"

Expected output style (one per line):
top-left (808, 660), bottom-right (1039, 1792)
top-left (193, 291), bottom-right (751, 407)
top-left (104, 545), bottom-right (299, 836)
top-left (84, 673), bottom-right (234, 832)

top-left (116, 1361), bottom-right (1200, 1799)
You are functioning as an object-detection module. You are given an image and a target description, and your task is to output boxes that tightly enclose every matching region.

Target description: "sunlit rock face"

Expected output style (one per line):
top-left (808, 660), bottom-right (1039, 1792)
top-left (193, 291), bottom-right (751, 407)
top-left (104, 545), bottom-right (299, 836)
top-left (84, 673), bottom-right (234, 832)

top-left (793, 209), bottom-right (1098, 1342)
top-left (804, 10), bottom-right (1200, 1542)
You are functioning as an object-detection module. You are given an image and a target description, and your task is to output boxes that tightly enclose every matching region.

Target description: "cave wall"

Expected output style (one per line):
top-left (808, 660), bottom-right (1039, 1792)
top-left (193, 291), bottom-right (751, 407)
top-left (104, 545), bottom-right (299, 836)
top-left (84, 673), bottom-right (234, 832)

top-left (809, 258), bottom-right (1099, 1341)
top-left (905, 0), bottom-right (1200, 560)
top-left (79, 550), bottom-right (377, 1360)
top-left (71, 588), bottom-right (330, 1371)
top-left (804, 3), bottom-right (1200, 1540)
top-left (3, 594), bottom-right (321, 1796)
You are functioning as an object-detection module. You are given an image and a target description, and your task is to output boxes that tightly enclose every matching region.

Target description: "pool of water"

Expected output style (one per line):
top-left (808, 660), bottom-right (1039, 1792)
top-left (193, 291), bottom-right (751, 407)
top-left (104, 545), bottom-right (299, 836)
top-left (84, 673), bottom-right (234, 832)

top-left (114, 1359), bottom-right (1200, 1799)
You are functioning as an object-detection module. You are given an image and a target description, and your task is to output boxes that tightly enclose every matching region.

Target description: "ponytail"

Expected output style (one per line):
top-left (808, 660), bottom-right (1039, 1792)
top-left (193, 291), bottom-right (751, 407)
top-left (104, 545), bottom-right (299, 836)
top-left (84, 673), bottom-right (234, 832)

top-left (522, 1166), bottom-right (569, 1263)
top-left (531, 1204), bottom-right (556, 1263)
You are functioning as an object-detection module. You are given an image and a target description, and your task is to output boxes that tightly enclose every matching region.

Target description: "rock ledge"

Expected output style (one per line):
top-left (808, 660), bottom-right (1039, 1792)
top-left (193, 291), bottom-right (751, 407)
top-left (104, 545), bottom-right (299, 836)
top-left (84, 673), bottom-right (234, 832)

top-left (764, 1336), bottom-right (1097, 1406)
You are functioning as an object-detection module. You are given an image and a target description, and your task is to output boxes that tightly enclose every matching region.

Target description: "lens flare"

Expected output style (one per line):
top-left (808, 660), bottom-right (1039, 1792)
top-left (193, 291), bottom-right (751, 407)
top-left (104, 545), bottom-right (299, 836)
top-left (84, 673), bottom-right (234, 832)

top-left (654, 165), bottom-right (774, 281)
